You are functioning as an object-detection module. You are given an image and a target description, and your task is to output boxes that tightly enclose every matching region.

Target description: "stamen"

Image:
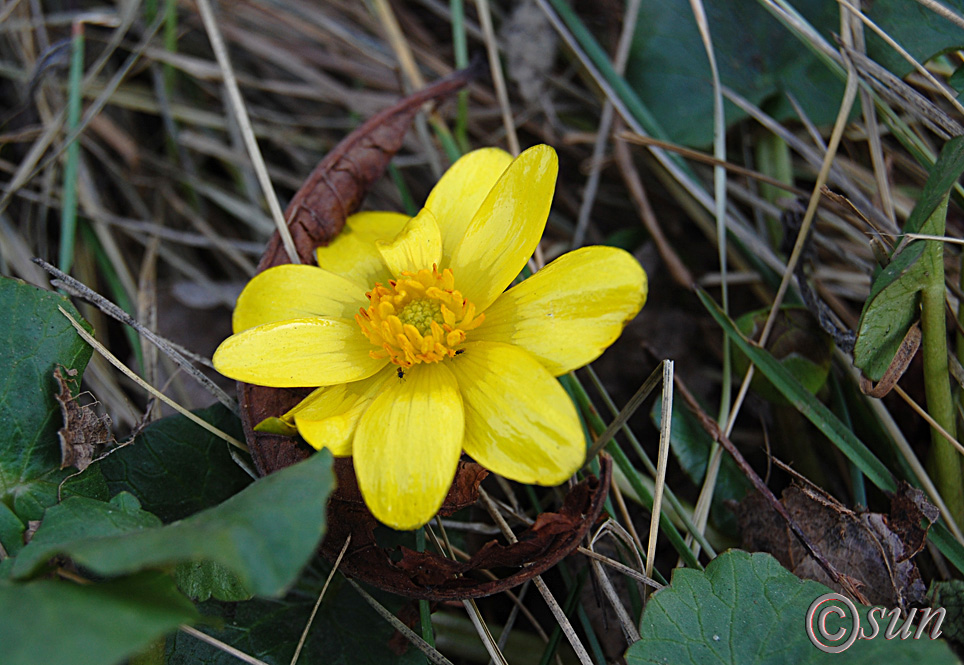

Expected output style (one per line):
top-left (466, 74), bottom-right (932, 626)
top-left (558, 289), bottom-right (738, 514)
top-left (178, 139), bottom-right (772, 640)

top-left (356, 266), bottom-right (482, 367)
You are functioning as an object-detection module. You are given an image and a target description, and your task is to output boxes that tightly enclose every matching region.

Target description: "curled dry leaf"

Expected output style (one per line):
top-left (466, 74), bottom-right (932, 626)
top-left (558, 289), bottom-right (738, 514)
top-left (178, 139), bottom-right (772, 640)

top-left (733, 481), bottom-right (936, 609)
top-left (321, 455), bottom-right (612, 600)
top-left (238, 64), bottom-right (611, 599)
top-left (54, 367), bottom-right (115, 472)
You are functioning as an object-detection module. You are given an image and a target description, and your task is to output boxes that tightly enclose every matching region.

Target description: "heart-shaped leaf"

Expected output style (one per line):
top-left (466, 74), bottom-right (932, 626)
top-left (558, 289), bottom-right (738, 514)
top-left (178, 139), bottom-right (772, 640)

top-left (626, 550), bottom-right (957, 664)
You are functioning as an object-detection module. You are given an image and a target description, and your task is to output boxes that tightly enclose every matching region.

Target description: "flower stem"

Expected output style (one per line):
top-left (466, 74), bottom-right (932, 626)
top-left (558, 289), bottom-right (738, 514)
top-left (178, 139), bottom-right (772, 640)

top-left (922, 231), bottom-right (964, 527)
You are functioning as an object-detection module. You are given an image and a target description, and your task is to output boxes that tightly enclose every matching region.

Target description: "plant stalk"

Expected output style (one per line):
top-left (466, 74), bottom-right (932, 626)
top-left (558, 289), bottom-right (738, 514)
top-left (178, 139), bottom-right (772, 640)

top-left (922, 230), bottom-right (964, 527)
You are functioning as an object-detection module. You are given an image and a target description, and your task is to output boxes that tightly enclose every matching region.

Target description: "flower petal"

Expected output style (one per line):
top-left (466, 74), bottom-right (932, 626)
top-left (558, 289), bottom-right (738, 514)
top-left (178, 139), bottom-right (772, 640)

top-left (353, 363), bottom-right (464, 530)
top-left (232, 264), bottom-right (369, 333)
top-left (213, 317), bottom-right (387, 387)
top-left (473, 246), bottom-right (647, 375)
top-left (425, 147), bottom-right (513, 266)
top-left (315, 211), bottom-right (409, 288)
top-left (449, 145), bottom-right (558, 312)
top-left (447, 341), bottom-right (583, 485)
top-left (377, 207), bottom-right (442, 277)
top-left (289, 368), bottom-right (393, 456)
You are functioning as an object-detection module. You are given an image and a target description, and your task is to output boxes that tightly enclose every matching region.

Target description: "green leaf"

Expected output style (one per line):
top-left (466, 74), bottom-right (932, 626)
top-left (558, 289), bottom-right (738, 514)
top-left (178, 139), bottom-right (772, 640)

top-left (626, 0), bottom-right (844, 147)
top-left (0, 571), bottom-right (199, 665)
top-left (625, 1), bottom-right (964, 147)
top-left (929, 579), bottom-right (964, 649)
top-left (165, 576), bottom-right (424, 665)
top-left (852, 239), bottom-right (928, 382)
top-left (854, 136), bottom-right (964, 380)
top-left (950, 65), bottom-right (964, 93)
top-left (13, 450), bottom-right (333, 597)
top-left (0, 500), bottom-right (25, 558)
top-left (12, 493), bottom-right (161, 576)
top-left (253, 416), bottom-right (299, 437)
top-left (626, 550), bottom-right (957, 664)
top-left (99, 404), bottom-right (252, 523)
top-left (174, 560), bottom-right (250, 602)
top-left (0, 277), bottom-right (107, 521)
top-left (859, 1), bottom-right (964, 78)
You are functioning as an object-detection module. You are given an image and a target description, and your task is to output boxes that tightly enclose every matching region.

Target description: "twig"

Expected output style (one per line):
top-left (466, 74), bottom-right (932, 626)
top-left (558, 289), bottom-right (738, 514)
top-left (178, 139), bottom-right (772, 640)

top-left (571, 0), bottom-right (642, 248)
top-left (588, 557), bottom-right (641, 644)
top-left (577, 546), bottom-right (662, 590)
top-left (913, 0), bottom-right (964, 31)
top-left (646, 360), bottom-right (673, 581)
top-left (585, 360), bottom-right (664, 461)
top-left (612, 133), bottom-right (693, 286)
top-left (477, 488), bottom-right (593, 665)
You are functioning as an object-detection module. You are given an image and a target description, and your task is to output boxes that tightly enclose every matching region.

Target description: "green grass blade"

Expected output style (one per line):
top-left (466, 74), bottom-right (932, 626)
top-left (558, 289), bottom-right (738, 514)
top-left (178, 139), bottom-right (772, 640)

top-left (696, 288), bottom-right (895, 492)
top-left (58, 23), bottom-right (84, 274)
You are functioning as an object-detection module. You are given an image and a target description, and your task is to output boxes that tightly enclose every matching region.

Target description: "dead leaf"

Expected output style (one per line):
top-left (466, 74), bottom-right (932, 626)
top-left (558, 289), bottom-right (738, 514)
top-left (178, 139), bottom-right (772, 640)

top-left (54, 367), bottom-right (114, 472)
top-left (888, 482), bottom-right (939, 562)
top-left (733, 482), bottom-right (934, 609)
top-left (321, 456), bottom-right (612, 600)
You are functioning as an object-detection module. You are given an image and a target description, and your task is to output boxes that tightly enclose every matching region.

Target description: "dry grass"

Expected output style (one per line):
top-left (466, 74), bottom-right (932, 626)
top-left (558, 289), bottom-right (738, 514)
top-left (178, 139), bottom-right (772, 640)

top-left (3, 0), bottom-right (964, 663)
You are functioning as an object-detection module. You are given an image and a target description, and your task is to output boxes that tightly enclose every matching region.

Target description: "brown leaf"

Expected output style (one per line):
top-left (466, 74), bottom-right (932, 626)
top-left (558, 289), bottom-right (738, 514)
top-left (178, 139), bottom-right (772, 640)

top-left (54, 367), bottom-right (114, 472)
top-left (888, 481), bottom-right (939, 562)
top-left (733, 483), bottom-right (934, 608)
top-left (321, 456), bottom-right (612, 600)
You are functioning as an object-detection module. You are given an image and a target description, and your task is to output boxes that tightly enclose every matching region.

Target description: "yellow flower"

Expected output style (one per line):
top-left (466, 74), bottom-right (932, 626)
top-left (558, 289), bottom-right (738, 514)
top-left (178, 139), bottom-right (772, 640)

top-left (213, 145), bottom-right (647, 530)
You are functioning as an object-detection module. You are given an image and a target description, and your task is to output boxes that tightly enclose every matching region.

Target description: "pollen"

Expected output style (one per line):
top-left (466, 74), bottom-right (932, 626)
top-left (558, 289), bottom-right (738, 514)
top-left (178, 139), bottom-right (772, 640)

top-left (356, 266), bottom-right (483, 368)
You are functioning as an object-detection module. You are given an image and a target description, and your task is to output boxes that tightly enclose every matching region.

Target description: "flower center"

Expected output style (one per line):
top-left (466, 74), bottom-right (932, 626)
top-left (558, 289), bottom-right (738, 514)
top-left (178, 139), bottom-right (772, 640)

top-left (356, 266), bottom-right (483, 368)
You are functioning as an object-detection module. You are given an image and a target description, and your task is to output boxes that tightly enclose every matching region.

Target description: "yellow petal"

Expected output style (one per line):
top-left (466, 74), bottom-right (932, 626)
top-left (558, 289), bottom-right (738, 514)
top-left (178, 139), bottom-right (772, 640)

top-left (213, 317), bottom-right (387, 387)
top-left (232, 264), bottom-right (369, 333)
top-left (425, 147), bottom-right (513, 266)
top-left (289, 368), bottom-right (393, 456)
top-left (447, 341), bottom-right (584, 485)
top-left (473, 246), bottom-right (647, 375)
top-left (449, 145), bottom-right (558, 312)
top-left (353, 363), bottom-right (464, 530)
top-left (315, 211), bottom-right (409, 288)
top-left (376, 207), bottom-right (442, 277)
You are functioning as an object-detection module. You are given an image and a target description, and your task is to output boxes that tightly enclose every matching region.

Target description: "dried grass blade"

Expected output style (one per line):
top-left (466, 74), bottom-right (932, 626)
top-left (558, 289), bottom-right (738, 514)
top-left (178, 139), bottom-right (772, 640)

top-left (646, 360), bottom-right (673, 580)
top-left (346, 578), bottom-right (455, 665)
top-left (290, 535), bottom-right (351, 665)
top-left (194, 0), bottom-right (298, 264)
top-left (179, 625), bottom-right (269, 665)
